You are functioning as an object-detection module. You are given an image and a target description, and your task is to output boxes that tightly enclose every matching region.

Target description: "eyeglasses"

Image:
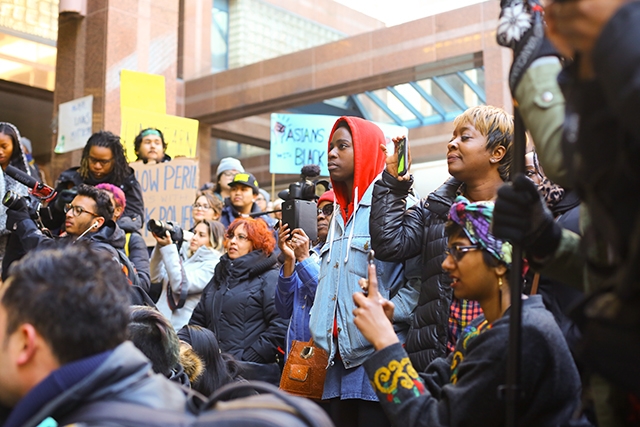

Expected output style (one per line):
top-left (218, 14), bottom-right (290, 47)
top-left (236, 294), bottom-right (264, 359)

top-left (317, 204), bottom-right (334, 217)
top-left (192, 203), bottom-right (212, 210)
top-left (64, 203), bottom-right (99, 217)
top-left (221, 170), bottom-right (237, 177)
top-left (444, 244), bottom-right (481, 262)
top-left (87, 156), bottom-right (113, 167)
top-left (226, 233), bottom-right (249, 242)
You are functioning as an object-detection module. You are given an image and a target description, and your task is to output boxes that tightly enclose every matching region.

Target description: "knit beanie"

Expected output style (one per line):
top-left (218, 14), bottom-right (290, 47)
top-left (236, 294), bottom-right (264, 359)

top-left (216, 157), bottom-right (245, 177)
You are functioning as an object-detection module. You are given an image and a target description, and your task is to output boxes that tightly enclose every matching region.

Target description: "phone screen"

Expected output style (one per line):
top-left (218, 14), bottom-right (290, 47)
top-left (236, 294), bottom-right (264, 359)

top-left (397, 137), bottom-right (408, 176)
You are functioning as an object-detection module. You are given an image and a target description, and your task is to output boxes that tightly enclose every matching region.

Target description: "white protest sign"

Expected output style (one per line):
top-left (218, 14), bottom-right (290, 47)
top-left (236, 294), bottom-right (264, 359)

top-left (55, 95), bottom-right (93, 153)
top-left (130, 158), bottom-right (199, 246)
top-left (270, 113), bottom-right (407, 175)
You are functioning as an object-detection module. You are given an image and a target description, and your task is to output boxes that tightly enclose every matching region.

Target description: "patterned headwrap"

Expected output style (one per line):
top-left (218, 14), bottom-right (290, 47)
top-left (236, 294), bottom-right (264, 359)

top-left (448, 195), bottom-right (512, 267)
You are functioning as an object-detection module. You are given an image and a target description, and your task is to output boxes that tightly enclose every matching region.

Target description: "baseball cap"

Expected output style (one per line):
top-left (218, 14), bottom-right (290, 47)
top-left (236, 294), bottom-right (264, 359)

top-left (229, 172), bottom-right (259, 194)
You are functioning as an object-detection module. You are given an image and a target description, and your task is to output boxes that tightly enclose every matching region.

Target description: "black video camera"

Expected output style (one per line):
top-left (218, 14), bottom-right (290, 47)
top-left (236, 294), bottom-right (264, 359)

top-left (2, 165), bottom-right (56, 229)
top-left (147, 219), bottom-right (184, 244)
top-left (278, 165), bottom-right (322, 242)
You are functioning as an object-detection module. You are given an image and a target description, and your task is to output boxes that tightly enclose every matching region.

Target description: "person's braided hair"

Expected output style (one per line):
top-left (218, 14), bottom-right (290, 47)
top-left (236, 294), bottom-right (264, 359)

top-left (78, 131), bottom-right (130, 186)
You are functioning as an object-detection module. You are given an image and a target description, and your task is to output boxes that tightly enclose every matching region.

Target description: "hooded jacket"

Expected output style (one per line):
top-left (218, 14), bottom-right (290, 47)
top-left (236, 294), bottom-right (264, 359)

top-left (1, 342), bottom-right (194, 427)
top-left (151, 244), bottom-right (221, 330)
top-left (188, 250), bottom-right (286, 364)
top-left (369, 173), bottom-right (461, 371)
top-left (309, 117), bottom-right (416, 373)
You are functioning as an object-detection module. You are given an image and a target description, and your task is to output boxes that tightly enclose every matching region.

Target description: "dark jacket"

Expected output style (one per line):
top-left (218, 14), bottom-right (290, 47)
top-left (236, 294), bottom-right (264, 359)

top-left (8, 213), bottom-right (153, 306)
top-left (363, 296), bottom-right (581, 427)
top-left (369, 171), bottom-right (460, 371)
top-left (188, 250), bottom-right (286, 364)
top-left (1, 342), bottom-right (194, 427)
top-left (126, 230), bottom-right (151, 292)
top-left (51, 166), bottom-right (144, 232)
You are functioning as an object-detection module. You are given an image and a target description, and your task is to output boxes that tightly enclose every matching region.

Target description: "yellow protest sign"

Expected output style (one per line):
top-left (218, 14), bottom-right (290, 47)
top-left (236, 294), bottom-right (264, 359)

top-left (130, 158), bottom-right (200, 246)
top-left (121, 106), bottom-right (199, 162)
top-left (120, 70), bottom-right (166, 114)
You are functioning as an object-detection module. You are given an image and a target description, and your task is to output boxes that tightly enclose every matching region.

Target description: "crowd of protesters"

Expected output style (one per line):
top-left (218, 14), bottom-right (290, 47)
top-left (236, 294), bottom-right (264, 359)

top-left (0, 0), bottom-right (638, 426)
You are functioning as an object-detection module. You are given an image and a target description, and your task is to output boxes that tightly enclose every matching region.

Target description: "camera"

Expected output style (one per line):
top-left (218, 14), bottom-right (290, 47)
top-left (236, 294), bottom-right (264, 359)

top-left (278, 165), bottom-right (323, 242)
top-left (147, 219), bottom-right (184, 244)
top-left (3, 190), bottom-right (29, 211)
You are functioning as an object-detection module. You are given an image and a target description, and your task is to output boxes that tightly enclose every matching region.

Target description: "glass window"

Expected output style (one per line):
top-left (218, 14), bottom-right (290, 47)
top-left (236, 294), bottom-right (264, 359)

top-left (211, 0), bottom-right (229, 73)
top-left (0, 32), bottom-right (56, 90)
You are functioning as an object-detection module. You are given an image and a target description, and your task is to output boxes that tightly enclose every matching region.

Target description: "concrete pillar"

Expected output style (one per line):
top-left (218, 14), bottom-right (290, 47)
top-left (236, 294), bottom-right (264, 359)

top-left (50, 0), bottom-right (179, 181)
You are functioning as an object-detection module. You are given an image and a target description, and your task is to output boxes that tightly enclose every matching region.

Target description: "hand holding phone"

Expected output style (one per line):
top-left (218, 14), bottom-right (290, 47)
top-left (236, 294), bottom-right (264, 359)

top-left (360, 250), bottom-right (375, 296)
top-left (396, 137), bottom-right (408, 176)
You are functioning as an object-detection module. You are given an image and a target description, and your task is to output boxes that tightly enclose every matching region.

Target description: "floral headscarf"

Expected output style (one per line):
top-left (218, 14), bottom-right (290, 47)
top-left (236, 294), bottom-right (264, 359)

top-left (448, 195), bottom-right (512, 267)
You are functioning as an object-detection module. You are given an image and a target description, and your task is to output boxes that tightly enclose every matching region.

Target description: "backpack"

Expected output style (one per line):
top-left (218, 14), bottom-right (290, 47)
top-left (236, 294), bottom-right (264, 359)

top-left (91, 242), bottom-right (156, 307)
top-left (194, 381), bottom-right (334, 427)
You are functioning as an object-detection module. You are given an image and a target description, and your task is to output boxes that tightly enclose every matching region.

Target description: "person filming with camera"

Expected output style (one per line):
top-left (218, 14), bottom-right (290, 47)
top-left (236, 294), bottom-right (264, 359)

top-left (6, 184), bottom-right (124, 264)
top-left (149, 219), bottom-right (225, 330)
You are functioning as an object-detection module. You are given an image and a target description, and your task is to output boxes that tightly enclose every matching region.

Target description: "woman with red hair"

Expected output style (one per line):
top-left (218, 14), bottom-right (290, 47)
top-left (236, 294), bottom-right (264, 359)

top-left (185, 217), bottom-right (287, 383)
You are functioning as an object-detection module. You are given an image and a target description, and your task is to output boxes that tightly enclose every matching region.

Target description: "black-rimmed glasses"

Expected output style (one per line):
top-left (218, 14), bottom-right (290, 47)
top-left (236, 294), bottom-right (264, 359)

top-left (64, 203), bottom-right (99, 217)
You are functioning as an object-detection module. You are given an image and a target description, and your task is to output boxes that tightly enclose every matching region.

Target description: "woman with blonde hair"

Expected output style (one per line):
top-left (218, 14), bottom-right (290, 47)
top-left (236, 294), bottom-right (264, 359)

top-left (150, 219), bottom-right (225, 330)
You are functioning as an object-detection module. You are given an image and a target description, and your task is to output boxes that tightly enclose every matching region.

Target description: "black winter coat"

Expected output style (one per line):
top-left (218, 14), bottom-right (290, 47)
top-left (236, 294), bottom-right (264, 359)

top-left (370, 171), bottom-right (460, 371)
top-left (188, 250), bottom-right (286, 364)
top-left (50, 166), bottom-right (144, 233)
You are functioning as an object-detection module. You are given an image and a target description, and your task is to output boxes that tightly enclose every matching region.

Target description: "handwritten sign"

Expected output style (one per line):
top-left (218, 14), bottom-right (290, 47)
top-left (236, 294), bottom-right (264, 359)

top-left (55, 95), bottom-right (93, 153)
top-left (120, 70), bottom-right (166, 114)
top-left (270, 113), bottom-right (407, 175)
top-left (130, 158), bottom-right (200, 246)
top-left (121, 107), bottom-right (200, 162)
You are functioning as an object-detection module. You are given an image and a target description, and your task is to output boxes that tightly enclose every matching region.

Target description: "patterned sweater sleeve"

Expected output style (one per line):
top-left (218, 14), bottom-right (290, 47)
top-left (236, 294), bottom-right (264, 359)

top-left (363, 336), bottom-right (508, 427)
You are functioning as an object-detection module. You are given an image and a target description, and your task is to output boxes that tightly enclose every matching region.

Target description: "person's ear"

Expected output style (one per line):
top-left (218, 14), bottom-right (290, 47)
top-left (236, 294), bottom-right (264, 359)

top-left (15, 324), bottom-right (38, 366)
top-left (490, 145), bottom-right (506, 164)
top-left (94, 217), bottom-right (106, 229)
top-left (494, 263), bottom-right (508, 278)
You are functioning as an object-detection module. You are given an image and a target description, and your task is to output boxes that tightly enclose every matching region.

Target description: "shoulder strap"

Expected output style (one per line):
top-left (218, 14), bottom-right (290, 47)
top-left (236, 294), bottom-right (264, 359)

top-left (205, 381), bottom-right (324, 427)
top-left (58, 400), bottom-right (195, 427)
top-left (124, 232), bottom-right (132, 258)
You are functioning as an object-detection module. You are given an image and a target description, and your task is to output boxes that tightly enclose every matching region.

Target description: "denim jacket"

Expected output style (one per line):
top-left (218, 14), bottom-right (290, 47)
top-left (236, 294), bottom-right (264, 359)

top-left (275, 246), bottom-right (321, 356)
top-left (309, 179), bottom-right (414, 370)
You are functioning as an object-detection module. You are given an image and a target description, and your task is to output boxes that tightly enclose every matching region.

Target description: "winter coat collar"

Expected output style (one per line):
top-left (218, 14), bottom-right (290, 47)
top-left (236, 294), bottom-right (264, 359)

top-left (216, 250), bottom-right (277, 283)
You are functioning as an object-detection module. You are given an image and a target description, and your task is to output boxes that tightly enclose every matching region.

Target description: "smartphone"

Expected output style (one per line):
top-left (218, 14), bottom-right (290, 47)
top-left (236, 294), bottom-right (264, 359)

top-left (362, 250), bottom-right (375, 296)
top-left (397, 137), bottom-right (408, 176)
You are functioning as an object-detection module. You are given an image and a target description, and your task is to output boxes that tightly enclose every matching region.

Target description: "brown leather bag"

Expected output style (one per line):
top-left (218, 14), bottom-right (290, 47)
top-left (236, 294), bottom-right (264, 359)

top-left (279, 338), bottom-right (328, 400)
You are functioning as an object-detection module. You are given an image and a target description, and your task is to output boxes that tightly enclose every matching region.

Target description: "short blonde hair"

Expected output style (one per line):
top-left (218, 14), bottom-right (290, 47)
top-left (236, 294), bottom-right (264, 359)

top-left (453, 106), bottom-right (514, 181)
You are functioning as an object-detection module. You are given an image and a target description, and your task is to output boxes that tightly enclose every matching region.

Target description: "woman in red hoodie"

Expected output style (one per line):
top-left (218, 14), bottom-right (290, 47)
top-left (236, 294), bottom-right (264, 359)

top-left (309, 117), bottom-right (418, 427)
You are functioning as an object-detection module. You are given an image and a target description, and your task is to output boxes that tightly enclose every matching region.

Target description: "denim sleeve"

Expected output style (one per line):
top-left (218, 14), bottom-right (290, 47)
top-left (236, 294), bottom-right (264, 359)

top-left (275, 267), bottom-right (298, 319)
top-left (294, 257), bottom-right (320, 306)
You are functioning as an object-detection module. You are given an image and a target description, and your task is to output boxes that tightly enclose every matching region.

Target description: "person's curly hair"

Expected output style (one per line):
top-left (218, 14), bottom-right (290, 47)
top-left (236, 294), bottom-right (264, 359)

top-left (78, 131), bottom-right (130, 186)
top-left (226, 217), bottom-right (275, 256)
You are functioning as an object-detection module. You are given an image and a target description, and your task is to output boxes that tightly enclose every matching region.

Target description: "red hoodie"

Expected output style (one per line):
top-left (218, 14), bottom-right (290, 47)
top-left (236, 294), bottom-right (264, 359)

top-left (328, 117), bottom-right (387, 222)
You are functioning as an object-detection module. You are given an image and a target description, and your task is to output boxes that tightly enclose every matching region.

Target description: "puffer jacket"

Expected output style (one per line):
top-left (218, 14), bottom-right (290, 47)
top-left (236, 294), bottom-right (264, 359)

top-left (188, 250), bottom-right (286, 364)
top-left (370, 171), bottom-right (460, 371)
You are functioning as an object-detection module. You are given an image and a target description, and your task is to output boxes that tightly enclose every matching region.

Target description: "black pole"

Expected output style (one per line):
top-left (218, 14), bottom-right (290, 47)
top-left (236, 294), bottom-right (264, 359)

top-left (503, 107), bottom-right (526, 427)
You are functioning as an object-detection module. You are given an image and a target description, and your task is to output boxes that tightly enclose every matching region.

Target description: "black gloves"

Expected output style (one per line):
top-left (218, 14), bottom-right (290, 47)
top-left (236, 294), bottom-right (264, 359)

top-left (5, 197), bottom-right (31, 231)
top-left (493, 174), bottom-right (562, 260)
top-left (496, 0), bottom-right (560, 94)
top-left (53, 188), bottom-right (77, 213)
